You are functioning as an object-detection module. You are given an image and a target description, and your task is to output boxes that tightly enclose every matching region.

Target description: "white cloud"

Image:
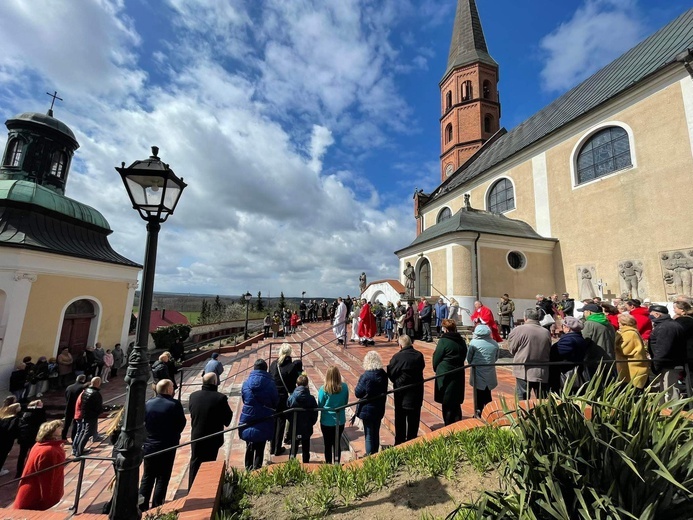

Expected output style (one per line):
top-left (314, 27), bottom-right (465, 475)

top-left (0, 0), bottom-right (426, 297)
top-left (539, 0), bottom-right (644, 92)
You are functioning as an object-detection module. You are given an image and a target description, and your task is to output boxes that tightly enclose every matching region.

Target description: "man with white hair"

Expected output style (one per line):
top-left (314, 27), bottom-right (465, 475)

top-left (333, 297), bottom-right (348, 345)
top-left (507, 309), bottom-right (551, 399)
top-left (139, 379), bottom-right (186, 512)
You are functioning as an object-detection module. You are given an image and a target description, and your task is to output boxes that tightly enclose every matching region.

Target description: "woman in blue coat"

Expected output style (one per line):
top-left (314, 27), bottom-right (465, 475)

top-left (354, 351), bottom-right (389, 456)
top-left (239, 359), bottom-right (279, 470)
top-left (466, 325), bottom-right (499, 417)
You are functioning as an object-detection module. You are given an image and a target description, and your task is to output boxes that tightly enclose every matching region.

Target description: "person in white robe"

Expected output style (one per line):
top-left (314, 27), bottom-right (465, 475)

top-left (333, 297), bottom-right (348, 345)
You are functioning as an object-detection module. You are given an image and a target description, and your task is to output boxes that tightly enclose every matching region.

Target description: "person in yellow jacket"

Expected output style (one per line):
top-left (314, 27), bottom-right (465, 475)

top-left (614, 313), bottom-right (649, 389)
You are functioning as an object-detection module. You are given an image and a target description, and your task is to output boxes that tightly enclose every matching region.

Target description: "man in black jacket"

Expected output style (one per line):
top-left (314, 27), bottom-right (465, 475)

top-left (419, 300), bottom-right (433, 342)
top-left (73, 377), bottom-right (103, 456)
top-left (62, 374), bottom-right (87, 441)
top-left (387, 335), bottom-right (425, 445)
top-left (649, 304), bottom-right (686, 403)
top-left (188, 373), bottom-right (232, 488)
top-left (139, 379), bottom-right (186, 511)
top-left (560, 293), bottom-right (575, 317)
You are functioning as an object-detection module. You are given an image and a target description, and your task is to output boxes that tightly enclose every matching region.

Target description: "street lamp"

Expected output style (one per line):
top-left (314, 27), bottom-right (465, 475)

top-left (244, 291), bottom-right (252, 340)
top-left (111, 146), bottom-right (187, 520)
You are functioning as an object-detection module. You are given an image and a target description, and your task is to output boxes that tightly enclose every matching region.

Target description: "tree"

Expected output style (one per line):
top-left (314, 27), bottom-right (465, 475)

top-left (211, 295), bottom-right (226, 323)
top-left (256, 291), bottom-right (264, 312)
top-left (198, 299), bottom-right (210, 324)
top-left (278, 291), bottom-right (286, 311)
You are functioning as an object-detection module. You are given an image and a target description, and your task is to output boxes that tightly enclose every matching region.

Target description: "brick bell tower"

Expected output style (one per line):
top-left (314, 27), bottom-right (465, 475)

top-left (439, 0), bottom-right (500, 182)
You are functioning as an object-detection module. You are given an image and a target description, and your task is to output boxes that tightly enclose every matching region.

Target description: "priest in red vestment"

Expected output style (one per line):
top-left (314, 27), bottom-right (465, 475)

top-left (470, 301), bottom-right (503, 342)
top-left (358, 299), bottom-right (377, 345)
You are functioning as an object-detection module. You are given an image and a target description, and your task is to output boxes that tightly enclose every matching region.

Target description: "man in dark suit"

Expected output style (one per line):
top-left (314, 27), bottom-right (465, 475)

top-left (386, 335), bottom-right (425, 445)
top-left (188, 372), bottom-right (233, 487)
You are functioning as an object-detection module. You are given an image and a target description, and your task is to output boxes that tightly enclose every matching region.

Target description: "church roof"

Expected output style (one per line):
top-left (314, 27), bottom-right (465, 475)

top-left (429, 7), bottom-right (693, 204)
top-left (443, 0), bottom-right (497, 79)
top-left (396, 204), bottom-right (554, 254)
top-left (0, 180), bottom-right (110, 230)
top-left (7, 111), bottom-right (78, 148)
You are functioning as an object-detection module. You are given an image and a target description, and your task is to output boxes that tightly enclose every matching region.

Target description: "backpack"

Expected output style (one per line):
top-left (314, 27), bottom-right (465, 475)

top-left (151, 361), bottom-right (168, 381)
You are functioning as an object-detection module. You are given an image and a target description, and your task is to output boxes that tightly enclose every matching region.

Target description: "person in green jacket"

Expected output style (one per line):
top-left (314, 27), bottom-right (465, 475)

top-left (318, 367), bottom-right (349, 464)
top-left (432, 319), bottom-right (468, 425)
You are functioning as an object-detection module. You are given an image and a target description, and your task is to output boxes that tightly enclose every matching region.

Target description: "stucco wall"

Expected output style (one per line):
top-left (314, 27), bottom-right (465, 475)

top-left (479, 247), bottom-right (556, 300)
top-left (19, 274), bottom-right (131, 360)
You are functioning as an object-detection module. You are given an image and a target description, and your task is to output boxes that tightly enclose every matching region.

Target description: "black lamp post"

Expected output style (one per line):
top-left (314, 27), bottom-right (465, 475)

top-left (111, 146), bottom-right (186, 519)
top-left (243, 291), bottom-right (252, 340)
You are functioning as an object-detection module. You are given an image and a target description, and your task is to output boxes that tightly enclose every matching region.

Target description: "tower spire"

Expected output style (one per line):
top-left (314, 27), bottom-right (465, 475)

top-left (445, 0), bottom-right (497, 78)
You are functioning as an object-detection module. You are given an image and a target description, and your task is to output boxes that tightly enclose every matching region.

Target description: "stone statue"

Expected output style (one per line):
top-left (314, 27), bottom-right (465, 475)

top-left (579, 267), bottom-right (596, 300)
top-left (359, 272), bottom-right (367, 293)
top-left (619, 260), bottom-right (643, 299)
top-left (661, 250), bottom-right (693, 298)
top-left (403, 262), bottom-right (416, 299)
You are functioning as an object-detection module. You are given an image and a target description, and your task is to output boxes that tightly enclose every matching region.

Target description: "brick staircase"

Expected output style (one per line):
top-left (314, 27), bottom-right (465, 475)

top-left (0, 323), bottom-right (518, 516)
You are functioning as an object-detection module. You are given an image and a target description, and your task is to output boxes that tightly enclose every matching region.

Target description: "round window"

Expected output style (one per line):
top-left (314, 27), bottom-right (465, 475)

top-left (507, 251), bottom-right (526, 270)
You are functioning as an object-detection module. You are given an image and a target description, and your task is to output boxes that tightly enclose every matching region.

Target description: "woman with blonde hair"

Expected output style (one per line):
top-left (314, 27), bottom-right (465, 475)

top-left (14, 420), bottom-right (65, 510)
top-left (0, 403), bottom-right (22, 476)
top-left (269, 343), bottom-right (303, 455)
top-left (354, 351), bottom-right (388, 455)
top-left (614, 313), bottom-right (649, 390)
top-left (101, 407), bottom-right (125, 514)
top-left (318, 366), bottom-right (349, 463)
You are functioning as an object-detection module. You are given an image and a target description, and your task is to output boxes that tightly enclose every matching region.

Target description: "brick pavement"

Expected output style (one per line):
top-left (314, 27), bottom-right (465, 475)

top-left (0, 322), bottom-right (520, 515)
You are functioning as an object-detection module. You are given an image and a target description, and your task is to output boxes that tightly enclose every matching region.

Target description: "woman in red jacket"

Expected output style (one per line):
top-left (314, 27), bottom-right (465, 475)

top-left (14, 419), bottom-right (66, 511)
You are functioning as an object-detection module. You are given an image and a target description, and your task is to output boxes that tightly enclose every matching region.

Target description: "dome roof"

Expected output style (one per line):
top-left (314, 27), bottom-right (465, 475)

top-left (0, 179), bottom-right (109, 230)
top-left (7, 111), bottom-right (78, 147)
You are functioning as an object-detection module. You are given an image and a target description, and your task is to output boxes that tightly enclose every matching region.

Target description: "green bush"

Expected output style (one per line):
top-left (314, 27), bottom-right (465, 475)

top-left (151, 323), bottom-right (191, 351)
top-left (468, 368), bottom-right (693, 519)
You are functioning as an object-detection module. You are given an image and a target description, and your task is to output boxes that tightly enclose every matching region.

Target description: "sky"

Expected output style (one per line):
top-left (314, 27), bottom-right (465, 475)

top-left (0, 0), bottom-right (690, 298)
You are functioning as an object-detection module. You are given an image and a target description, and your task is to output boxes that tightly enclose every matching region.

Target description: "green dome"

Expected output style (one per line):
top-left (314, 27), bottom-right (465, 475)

top-left (0, 180), bottom-right (110, 230)
top-left (7, 112), bottom-right (78, 147)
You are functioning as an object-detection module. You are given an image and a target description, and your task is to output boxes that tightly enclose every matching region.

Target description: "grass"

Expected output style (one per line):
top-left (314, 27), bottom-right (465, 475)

top-left (215, 426), bottom-right (514, 520)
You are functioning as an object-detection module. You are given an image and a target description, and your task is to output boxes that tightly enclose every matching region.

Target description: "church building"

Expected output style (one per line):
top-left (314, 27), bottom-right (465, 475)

top-left (396, 1), bottom-right (693, 322)
top-left (0, 104), bottom-right (140, 386)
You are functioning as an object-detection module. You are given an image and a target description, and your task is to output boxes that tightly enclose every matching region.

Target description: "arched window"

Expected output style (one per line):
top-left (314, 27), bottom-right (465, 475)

top-left (445, 91), bottom-right (452, 110)
top-left (487, 178), bottom-right (515, 214)
top-left (483, 80), bottom-right (491, 99)
top-left (417, 259), bottom-right (431, 297)
top-left (445, 123), bottom-right (453, 143)
top-left (4, 138), bottom-right (23, 167)
top-left (49, 151), bottom-right (67, 178)
top-left (437, 207), bottom-right (452, 223)
top-left (461, 81), bottom-right (473, 101)
top-left (576, 126), bottom-right (632, 184)
top-left (484, 115), bottom-right (493, 133)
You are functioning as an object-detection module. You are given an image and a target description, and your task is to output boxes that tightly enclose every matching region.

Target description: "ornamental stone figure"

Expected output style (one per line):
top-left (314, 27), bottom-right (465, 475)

top-left (619, 260), bottom-right (643, 299)
top-left (579, 267), bottom-right (596, 300)
top-left (359, 272), bottom-right (367, 294)
top-left (662, 251), bottom-right (693, 297)
top-left (403, 262), bottom-right (416, 299)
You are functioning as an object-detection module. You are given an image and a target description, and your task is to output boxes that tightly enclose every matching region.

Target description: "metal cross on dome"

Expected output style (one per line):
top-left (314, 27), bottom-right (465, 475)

top-left (46, 90), bottom-right (63, 111)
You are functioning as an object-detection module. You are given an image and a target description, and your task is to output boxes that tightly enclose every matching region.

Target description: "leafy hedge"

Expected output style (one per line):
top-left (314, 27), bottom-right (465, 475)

top-left (150, 323), bottom-right (191, 351)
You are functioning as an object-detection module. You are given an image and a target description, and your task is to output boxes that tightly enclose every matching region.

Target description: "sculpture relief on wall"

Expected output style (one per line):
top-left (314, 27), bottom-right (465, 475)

top-left (577, 265), bottom-right (597, 300)
top-left (618, 260), bottom-right (646, 299)
top-left (660, 249), bottom-right (693, 301)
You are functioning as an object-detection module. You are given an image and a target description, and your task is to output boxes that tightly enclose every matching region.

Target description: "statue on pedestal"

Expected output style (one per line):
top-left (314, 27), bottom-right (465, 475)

top-left (359, 272), bottom-right (367, 294)
top-left (403, 262), bottom-right (416, 300)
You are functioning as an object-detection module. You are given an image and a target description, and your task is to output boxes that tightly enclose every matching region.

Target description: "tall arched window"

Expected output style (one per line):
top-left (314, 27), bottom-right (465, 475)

top-left (4, 138), bottom-right (23, 167)
top-left (417, 259), bottom-right (431, 297)
top-left (576, 126), bottom-right (632, 184)
top-left (484, 115), bottom-right (493, 133)
top-left (483, 80), bottom-right (491, 99)
top-left (445, 91), bottom-right (452, 111)
top-left (437, 207), bottom-right (452, 223)
top-left (445, 123), bottom-right (453, 143)
top-left (49, 151), bottom-right (67, 178)
top-left (487, 178), bottom-right (515, 214)
top-left (461, 81), bottom-right (473, 101)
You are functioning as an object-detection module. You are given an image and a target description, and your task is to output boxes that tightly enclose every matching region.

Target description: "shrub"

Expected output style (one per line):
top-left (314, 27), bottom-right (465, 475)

top-left (151, 323), bottom-right (191, 351)
top-left (468, 368), bottom-right (693, 519)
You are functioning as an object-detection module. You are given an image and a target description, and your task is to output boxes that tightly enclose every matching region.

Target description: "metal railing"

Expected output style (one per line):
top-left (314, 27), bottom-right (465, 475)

top-left (8, 333), bottom-right (685, 513)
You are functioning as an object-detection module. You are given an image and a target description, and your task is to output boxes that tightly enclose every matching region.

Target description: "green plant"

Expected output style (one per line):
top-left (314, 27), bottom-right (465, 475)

top-left (144, 508), bottom-right (179, 519)
top-left (470, 368), bottom-right (693, 519)
top-left (151, 323), bottom-right (191, 350)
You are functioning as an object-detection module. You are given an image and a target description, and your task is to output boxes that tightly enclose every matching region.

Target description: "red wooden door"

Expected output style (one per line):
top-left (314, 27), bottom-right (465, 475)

top-left (59, 319), bottom-right (73, 350)
top-left (59, 317), bottom-right (91, 357)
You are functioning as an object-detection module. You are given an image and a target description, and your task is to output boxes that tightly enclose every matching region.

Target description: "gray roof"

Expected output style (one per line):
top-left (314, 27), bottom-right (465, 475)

top-left (444, 0), bottom-right (497, 78)
top-left (396, 205), bottom-right (553, 253)
top-left (429, 7), bottom-right (693, 204)
top-left (7, 111), bottom-right (78, 148)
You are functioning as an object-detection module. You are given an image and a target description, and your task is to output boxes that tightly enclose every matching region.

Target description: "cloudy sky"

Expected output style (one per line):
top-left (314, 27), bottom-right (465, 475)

top-left (0, 0), bottom-right (689, 298)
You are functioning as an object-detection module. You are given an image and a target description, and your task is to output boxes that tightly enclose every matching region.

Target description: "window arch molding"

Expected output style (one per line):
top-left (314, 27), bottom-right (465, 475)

top-left (3, 136), bottom-right (26, 167)
top-left (484, 176), bottom-right (516, 214)
top-left (53, 295), bottom-right (103, 357)
top-left (414, 256), bottom-right (432, 298)
top-left (445, 123), bottom-right (453, 143)
top-left (436, 206), bottom-right (452, 223)
top-left (570, 121), bottom-right (636, 189)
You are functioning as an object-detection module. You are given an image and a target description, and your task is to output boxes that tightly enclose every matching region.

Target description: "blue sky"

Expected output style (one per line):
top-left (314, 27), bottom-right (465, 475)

top-left (0, 0), bottom-right (690, 297)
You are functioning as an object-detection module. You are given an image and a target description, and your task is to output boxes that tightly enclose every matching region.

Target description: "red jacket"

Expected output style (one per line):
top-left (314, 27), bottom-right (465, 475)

top-left (74, 392), bottom-right (83, 421)
top-left (290, 313), bottom-right (300, 327)
top-left (14, 440), bottom-right (66, 510)
top-left (607, 313), bottom-right (620, 330)
top-left (630, 307), bottom-right (653, 341)
top-left (470, 305), bottom-right (503, 342)
top-left (358, 303), bottom-right (377, 338)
